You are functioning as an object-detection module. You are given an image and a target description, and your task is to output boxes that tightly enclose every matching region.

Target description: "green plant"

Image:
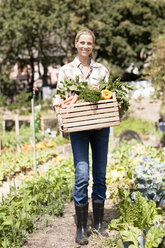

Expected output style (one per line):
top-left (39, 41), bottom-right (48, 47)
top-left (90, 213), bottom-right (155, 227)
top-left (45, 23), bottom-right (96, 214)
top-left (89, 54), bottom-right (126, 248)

top-left (101, 233), bottom-right (122, 248)
top-left (7, 91), bottom-right (32, 114)
top-left (0, 93), bottom-right (7, 107)
top-left (109, 190), bottom-right (165, 248)
top-left (99, 76), bottom-right (134, 117)
top-left (0, 158), bottom-right (74, 247)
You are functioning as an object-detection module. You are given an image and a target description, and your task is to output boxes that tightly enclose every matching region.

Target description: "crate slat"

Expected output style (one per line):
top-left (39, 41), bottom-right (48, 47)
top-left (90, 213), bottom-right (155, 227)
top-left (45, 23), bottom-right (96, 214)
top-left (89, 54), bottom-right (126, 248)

top-left (61, 106), bottom-right (119, 119)
top-left (64, 116), bottom-right (119, 128)
top-left (62, 98), bottom-right (114, 108)
top-left (63, 111), bottom-right (119, 124)
top-left (61, 101), bottom-right (118, 114)
top-left (64, 121), bottom-right (120, 133)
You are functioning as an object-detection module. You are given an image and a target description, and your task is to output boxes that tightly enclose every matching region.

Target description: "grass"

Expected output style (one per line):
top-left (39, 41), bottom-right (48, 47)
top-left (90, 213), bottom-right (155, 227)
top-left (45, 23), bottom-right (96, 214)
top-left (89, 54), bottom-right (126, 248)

top-left (114, 117), bottom-right (157, 138)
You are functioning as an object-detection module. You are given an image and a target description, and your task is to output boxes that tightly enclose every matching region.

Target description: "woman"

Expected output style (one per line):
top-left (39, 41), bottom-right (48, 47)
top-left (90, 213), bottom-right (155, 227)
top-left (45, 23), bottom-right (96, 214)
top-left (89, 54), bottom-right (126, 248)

top-left (54, 28), bottom-right (110, 245)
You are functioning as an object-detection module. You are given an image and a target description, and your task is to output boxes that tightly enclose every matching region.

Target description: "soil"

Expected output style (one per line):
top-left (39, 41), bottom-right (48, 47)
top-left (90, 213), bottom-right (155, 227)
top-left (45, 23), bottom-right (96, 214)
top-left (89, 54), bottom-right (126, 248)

top-left (22, 196), bottom-right (120, 248)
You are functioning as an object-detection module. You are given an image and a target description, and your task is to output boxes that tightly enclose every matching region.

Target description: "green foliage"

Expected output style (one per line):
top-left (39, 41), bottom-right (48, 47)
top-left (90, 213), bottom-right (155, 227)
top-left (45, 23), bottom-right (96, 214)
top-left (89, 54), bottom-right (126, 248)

top-left (0, 0), bottom-right (68, 92)
top-left (55, 136), bottom-right (69, 146)
top-left (114, 117), bottom-right (156, 137)
top-left (143, 34), bottom-right (165, 104)
top-left (0, 147), bottom-right (58, 184)
top-left (120, 226), bottom-right (142, 248)
top-left (0, 0), bottom-right (165, 96)
top-left (109, 190), bottom-right (165, 248)
top-left (119, 190), bottom-right (162, 229)
top-left (99, 76), bottom-right (134, 117)
top-left (1, 126), bottom-right (33, 150)
top-left (0, 93), bottom-right (6, 107)
top-left (56, 77), bottom-right (88, 99)
top-left (145, 225), bottom-right (165, 248)
top-left (101, 233), bottom-right (122, 248)
top-left (78, 88), bottom-right (101, 103)
top-left (7, 91), bottom-right (32, 114)
top-left (0, 159), bottom-right (74, 247)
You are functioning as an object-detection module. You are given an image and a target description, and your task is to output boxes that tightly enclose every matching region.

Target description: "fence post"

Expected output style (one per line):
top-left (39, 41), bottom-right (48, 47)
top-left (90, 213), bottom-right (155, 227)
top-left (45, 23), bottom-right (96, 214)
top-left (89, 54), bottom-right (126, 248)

top-left (41, 116), bottom-right (44, 134)
top-left (15, 114), bottom-right (19, 135)
top-left (2, 119), bottom-right (5, 134)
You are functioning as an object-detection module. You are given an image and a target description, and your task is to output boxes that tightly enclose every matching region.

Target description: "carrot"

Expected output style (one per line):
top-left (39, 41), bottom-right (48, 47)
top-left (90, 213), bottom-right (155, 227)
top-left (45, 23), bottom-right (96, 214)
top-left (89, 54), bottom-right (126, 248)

top-left (64, 96), bottom-right (74, 104)
top-left (71, 95), bottom-right (78, 104)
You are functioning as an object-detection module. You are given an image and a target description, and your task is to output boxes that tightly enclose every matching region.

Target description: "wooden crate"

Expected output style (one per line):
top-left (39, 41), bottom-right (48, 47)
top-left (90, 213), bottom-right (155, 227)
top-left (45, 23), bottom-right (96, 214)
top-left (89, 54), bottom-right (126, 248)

top-left (58, 92), bottom-right (120, 133)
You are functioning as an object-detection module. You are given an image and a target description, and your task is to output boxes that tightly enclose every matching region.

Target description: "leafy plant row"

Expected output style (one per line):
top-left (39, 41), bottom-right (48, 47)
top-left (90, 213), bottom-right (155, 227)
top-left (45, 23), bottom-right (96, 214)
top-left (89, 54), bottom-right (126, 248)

top-left (106, 142), bottom-right (165, 247)
top-left (0, 159), bottom-right (74, 248)
top-left (0, 145), bottom-right (58, 185)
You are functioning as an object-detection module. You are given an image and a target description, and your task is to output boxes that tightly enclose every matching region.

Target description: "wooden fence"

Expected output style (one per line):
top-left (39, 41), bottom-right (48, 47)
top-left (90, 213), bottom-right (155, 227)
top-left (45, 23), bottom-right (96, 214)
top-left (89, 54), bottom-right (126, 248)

top-left (0, 114), bottom-right (57, 135)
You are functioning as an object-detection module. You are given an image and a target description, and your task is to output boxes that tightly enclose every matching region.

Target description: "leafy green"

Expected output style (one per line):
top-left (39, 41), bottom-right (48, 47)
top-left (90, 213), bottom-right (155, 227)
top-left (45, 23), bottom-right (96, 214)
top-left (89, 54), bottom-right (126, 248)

top-left (120, 226), bottom-right (142, 248)
top-left (109, 190), bottom-right (165, 248)
top-left (78, 88), bottom-right (101, 103)
top-left (99, 76), bottom-right (134, 117)
top-left (118, 190), bottom-right (163, 229)
top-left (56, 76), bottom-right (88, 99)
top-left (145, 225), bottom-right (165, 248)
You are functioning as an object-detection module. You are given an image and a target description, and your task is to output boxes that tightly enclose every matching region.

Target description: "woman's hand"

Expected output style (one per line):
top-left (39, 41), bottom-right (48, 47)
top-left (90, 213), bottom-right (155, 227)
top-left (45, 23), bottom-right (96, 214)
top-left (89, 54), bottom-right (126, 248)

top-left (52, 97), bottom-right (63, 108)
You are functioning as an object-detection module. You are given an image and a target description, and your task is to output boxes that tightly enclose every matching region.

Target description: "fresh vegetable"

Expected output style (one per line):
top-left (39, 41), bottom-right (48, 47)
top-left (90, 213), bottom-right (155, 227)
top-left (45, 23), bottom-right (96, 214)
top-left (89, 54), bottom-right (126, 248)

top-left (78, 88), bottom-right (101, 103)
top-left (99, 76), bottom-right (134, 117)
top-left (56, 76), bottom-right (88, 100)
top-left (109, 190), bottom-right (165, 248)
top-left (91, 86), bottom-right (98, 90)
top-left (101, 89), bottom-right (113, 100)
top-left (55, 75), bottom-right (133, 116)
top-left (63, 96), bottom-right (74, 104)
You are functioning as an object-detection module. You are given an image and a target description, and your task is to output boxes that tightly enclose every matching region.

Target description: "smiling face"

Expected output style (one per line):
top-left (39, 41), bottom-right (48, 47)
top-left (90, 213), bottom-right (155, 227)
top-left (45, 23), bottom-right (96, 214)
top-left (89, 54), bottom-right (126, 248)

top-left (75, 34), bottom-right (94, 59)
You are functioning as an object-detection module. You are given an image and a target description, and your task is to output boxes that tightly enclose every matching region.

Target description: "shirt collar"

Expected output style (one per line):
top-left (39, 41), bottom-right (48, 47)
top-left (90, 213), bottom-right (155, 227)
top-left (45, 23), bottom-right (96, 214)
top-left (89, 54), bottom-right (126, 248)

top-left (74, 57), bottom-right (98, 68)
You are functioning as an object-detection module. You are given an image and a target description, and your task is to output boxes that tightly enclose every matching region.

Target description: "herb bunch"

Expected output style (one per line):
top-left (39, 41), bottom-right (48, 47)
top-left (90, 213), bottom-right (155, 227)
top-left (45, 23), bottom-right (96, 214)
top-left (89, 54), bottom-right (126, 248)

top-left (78, 88), bottom-right (101, 103)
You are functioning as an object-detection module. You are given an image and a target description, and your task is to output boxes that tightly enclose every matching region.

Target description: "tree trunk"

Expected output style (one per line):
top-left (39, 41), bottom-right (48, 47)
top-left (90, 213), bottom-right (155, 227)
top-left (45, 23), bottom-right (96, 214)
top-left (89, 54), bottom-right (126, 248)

top-left (42, 63), bottom-right (48, 87)
top-left (29, 55), bottom-right (35, 93)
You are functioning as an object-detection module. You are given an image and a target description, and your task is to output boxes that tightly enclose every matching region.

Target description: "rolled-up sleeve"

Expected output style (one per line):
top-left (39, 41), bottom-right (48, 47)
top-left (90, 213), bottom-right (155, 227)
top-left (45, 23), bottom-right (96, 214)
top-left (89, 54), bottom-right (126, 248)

top-left (57, 68), bottom-right (65, 89)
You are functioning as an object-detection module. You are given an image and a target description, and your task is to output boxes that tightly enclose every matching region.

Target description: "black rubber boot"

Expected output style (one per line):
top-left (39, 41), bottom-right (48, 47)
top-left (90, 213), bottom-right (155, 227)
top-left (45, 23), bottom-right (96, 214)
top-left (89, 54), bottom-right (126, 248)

top-left (92, 200), bottom-right (107, 236)
top-left (75, 203), bottom-right (88, 245)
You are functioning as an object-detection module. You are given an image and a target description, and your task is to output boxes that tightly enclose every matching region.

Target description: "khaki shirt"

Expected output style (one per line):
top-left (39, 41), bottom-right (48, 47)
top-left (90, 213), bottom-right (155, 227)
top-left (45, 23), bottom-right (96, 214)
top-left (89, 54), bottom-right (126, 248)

top-left (57, 57), bottom-right (109, 88)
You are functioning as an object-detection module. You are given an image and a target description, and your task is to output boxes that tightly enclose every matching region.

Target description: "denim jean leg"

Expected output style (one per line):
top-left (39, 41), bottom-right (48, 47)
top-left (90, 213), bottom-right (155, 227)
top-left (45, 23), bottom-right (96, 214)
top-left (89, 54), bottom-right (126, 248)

top-left (90, 128), bottom-right (110, 202)
top-left (70, 131), bottom-right (90, 205)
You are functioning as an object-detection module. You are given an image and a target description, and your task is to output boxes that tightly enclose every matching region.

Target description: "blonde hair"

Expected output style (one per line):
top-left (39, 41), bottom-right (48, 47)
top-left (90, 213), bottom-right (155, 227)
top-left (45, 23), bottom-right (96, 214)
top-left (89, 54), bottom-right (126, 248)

top-left (75, 28), bottom-right (95, 43)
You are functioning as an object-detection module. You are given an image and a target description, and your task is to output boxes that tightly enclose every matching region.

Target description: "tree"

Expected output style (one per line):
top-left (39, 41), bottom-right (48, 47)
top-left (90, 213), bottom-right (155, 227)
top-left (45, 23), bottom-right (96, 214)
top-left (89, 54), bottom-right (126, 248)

top-left (143, 34), bottom-right (165, 117)
top-left (88, 0), bottom-right (165, 80)
top-left (0, 0), bottom-right (68, 93)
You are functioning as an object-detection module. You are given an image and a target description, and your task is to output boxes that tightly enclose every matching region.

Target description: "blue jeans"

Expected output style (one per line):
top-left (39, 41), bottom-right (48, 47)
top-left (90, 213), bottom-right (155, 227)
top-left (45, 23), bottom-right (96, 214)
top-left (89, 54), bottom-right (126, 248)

top-left (70, 128), bottom-right (110, 205)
